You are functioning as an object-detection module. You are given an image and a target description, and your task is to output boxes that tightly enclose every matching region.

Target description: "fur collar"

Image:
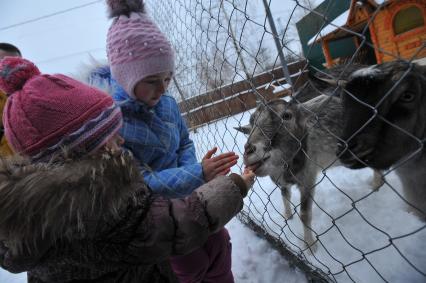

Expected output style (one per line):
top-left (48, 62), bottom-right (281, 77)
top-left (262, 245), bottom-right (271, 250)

top-left (0, 151), bottom-right (142, 254)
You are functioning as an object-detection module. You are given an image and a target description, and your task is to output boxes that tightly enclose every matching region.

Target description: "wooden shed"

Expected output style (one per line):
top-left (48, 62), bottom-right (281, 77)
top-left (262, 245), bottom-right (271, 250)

top-left (296, 0), bottom-right (352, 70)
top-left (309, 0), bottom-right (426, 67)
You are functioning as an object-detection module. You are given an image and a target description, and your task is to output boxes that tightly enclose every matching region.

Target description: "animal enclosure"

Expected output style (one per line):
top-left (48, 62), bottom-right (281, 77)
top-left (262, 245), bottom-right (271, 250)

top-left (147, 0), bottom-right (426, 282)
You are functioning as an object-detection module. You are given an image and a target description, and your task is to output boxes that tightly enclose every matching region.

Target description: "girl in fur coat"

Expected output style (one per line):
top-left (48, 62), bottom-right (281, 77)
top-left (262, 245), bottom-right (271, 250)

top-left (0, 57), bottom-right (254, 283)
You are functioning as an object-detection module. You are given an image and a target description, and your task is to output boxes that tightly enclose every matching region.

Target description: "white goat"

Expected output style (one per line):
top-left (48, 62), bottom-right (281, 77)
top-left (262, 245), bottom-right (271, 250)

top-left (236, 94), bottom-right (383, 250)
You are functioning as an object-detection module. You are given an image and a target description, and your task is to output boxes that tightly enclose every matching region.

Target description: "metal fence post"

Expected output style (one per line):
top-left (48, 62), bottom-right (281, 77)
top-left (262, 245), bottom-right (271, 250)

top-left (262, 0), bottom-right (293, 89)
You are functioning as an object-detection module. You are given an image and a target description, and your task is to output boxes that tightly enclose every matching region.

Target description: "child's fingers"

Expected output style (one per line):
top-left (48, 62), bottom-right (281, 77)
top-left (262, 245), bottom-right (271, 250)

top-left (212, 154), bottom-right (238, 166)
top-left (246, 171), bottom-right (255, 178)
top-left (202, 147), bottom-right (217, 160)
top-left (245, 163), bottom-right (259, 172)
top-left (210, 151), bottom-right (237, 162)
top-left (217, 168), bottom-right (231, 176)
top-left (216, 156), bottom-right (239, 168)
top-left (214, 159), bottom-right (238, 174)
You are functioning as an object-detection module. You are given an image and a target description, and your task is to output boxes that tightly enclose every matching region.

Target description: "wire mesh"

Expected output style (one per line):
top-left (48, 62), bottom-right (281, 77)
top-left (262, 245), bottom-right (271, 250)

top-left (147, 0), bottom-right (426, 282)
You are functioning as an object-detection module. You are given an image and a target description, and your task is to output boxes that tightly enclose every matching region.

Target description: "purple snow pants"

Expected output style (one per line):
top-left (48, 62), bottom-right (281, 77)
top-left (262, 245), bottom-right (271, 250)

top-left (170, 228), bottom-right (234, 283)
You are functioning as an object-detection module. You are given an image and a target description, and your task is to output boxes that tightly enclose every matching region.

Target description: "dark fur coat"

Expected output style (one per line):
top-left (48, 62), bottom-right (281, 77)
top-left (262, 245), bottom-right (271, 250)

top-left (0, 152), bottom-right (246, 282)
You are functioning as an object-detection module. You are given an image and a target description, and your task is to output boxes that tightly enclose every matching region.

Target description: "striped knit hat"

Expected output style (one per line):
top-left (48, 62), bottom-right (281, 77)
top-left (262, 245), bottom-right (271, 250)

top-left (0, 57), bottom-right (122, 161)
top-left (106, 0), bottom-right (175, 98)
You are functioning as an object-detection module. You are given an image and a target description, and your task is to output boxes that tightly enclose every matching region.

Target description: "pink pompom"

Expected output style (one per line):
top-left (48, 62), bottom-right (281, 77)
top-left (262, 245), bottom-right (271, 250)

top-left (0, 57), bottom-right (41, 94)
top-left (107, 0), bottom-right (145, 18)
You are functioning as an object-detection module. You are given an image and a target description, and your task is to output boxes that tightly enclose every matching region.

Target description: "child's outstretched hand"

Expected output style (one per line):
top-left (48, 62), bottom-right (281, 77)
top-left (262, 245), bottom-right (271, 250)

top-left (241, 168), bottom-right (256, 189)
top-left (202, 147), bottom-right (239, 181)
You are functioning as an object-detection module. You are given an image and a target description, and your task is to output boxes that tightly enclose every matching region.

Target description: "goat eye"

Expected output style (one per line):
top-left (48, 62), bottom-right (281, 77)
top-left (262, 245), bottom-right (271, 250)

top-left (400, 92), bottom-right (415, 102)
top-left (282, 112), bottom-right (292, 120)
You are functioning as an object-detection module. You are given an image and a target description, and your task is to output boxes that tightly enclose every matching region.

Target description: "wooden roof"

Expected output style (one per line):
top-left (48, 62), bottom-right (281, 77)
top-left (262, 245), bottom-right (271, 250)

top-left (310, 0), bottom-right (392, 44)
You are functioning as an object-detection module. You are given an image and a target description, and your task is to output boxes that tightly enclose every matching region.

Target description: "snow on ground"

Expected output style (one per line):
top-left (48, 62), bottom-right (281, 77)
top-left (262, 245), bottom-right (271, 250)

top-left (190, 110), bottom-right (426, 283)
top-left (229, 218), bottom-right (307, 283)
top-left (0, 270), bottom-right (26, 283)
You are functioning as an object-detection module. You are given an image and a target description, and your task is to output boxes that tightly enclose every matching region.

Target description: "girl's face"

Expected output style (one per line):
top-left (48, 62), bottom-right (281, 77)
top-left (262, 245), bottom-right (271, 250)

top-left (133, 71), bottom-right (172, 107)
top-left (104, 133), bottom-right (125, 152)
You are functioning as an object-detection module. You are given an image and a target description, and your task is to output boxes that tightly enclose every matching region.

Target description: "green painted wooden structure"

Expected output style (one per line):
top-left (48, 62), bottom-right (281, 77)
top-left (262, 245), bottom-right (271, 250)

top-left (296, 0), bottom-right (354, 69)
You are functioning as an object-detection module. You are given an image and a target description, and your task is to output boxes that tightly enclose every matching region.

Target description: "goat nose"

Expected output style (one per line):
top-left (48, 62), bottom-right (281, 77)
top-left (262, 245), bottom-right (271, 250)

top-left (244, 143), bottom-right (256, 155)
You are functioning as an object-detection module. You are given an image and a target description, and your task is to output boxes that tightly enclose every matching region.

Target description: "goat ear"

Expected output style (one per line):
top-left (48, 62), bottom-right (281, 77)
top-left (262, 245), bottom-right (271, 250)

top-left (295, 105), bottom-right (312, 126)
top-left (234, 125), bottom-right (252, 135)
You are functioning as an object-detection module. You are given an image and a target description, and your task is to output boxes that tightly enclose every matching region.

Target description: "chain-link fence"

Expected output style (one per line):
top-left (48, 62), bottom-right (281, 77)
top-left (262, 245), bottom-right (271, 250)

top-left (147, 0), bottom-right (426, 282)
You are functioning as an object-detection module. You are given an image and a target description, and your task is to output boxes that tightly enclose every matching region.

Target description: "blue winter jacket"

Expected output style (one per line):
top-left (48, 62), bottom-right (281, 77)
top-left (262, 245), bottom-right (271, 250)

top-left (89, 66), bottom-right (205, 197)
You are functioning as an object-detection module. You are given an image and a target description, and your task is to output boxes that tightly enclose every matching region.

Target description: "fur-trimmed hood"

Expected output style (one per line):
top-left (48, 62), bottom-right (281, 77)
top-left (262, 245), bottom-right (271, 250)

top-left (0, 151), bottom-right (143, 255)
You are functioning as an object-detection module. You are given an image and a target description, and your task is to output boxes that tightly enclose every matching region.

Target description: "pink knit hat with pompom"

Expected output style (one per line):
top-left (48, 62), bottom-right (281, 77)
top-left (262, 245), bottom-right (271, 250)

top-left (0, 57), bottom-right (122, 161)
top-left (106, 0), bottom-right (175, 98)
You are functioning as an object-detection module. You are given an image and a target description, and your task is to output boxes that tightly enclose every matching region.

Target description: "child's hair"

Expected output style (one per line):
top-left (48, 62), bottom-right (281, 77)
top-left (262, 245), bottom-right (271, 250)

top-left (0, 43), bottom-right (21, 56)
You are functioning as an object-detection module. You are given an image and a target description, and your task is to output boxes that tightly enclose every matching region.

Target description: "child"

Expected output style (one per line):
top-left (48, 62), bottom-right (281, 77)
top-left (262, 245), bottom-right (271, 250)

top-left (0, 56), bottom-right (255, 283)
top-left (90, 1), bottom-right (242, 282)
top-left (0, 42), bottom-right (21, 157)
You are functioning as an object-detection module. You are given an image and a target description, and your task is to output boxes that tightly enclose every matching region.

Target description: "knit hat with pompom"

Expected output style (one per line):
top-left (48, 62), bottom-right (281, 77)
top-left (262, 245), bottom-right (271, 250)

top-left (0, 57), bottom-right (122, 161)
top-left (106, 0), bottom-right (175, 98)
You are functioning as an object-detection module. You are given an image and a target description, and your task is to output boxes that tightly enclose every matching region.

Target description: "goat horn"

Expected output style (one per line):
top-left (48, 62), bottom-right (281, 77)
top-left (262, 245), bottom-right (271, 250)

top-left (337, 80), bottom-right (347, 87)
top-left (317, 77), bottom-right (348, 87)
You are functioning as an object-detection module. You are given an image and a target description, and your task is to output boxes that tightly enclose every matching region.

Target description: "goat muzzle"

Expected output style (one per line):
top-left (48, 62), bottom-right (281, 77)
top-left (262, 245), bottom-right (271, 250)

top-left (244, 143), bottom-right (256, 155)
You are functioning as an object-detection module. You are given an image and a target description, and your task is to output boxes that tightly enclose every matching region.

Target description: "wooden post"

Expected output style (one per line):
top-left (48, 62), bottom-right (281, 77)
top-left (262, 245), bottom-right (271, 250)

top-left (353, 36), bottom-right (360, 49)
top-left (368, 20), bottom-right (383, 64)
top-left (322, 40), bottom-right (333, 68)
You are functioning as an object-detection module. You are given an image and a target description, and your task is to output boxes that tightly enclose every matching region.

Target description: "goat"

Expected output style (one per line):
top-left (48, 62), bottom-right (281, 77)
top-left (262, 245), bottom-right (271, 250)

top-left (236, 95), bottom-right (353, 249)
top-left (336, 61), bottom-right (426, 219)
